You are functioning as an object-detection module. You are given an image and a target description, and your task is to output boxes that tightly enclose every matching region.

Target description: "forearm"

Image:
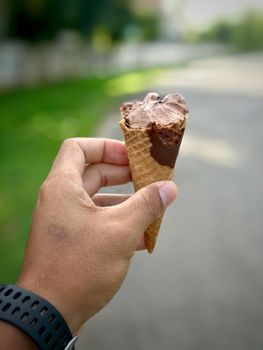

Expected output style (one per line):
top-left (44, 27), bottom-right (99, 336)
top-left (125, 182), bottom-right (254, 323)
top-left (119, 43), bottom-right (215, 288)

top-left (0, 321), bottom-right (37, 350)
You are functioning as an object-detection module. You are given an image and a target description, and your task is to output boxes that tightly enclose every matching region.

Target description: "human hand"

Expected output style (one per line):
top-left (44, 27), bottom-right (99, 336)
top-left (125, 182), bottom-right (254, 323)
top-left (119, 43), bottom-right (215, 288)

top-left (18, 138), bottom-right (177, 334)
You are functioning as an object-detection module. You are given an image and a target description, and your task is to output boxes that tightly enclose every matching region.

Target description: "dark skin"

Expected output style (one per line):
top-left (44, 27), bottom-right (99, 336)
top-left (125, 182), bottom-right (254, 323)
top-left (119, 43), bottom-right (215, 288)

top-left (0, 138), bottom-right (177, 348)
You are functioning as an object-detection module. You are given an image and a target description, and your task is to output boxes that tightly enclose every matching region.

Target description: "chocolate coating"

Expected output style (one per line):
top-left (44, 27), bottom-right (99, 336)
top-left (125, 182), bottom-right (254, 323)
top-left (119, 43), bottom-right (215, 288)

top-left (120, 92), bottom-right (188, 168)
top-left (148, 126), bottom-right (185, 168)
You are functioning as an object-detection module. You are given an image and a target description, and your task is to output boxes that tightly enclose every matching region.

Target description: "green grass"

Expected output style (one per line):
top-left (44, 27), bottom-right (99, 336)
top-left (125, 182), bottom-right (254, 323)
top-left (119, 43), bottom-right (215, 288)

top-left (0, 67), bottom-right (165, 283)
top-left (0, 76), bottom-right (117, 282)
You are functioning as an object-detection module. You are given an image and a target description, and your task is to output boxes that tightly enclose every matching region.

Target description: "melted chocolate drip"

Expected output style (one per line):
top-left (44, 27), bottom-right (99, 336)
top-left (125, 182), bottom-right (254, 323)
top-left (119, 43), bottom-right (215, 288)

top-left (148, 125), bottom-right (185, 168)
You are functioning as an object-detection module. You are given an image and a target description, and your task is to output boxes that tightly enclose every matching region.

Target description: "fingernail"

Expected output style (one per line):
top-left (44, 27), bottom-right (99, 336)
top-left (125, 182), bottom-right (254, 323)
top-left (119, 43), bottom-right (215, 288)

top-left (159, 181), bottom-right (177, 208)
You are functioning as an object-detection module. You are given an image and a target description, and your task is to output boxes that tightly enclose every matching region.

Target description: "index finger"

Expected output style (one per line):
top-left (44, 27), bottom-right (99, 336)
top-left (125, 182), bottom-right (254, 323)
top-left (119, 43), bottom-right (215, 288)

top-left (51, 138), bottom-right (129, 180)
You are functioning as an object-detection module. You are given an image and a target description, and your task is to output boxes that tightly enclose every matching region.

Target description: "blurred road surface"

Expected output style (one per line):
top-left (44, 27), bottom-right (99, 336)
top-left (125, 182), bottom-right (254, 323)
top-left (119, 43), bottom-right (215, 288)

top-left (77, 54), bottom-right (263, 350)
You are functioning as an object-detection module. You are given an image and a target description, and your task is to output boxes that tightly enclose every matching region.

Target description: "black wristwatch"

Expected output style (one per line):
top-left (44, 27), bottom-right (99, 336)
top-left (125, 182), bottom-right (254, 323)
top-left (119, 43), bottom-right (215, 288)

top-left (0, 285), bottom-right (78, 349)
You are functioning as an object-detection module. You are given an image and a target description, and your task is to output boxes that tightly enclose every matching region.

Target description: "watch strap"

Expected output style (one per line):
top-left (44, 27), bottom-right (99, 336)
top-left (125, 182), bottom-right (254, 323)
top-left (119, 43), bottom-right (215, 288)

top-left (0, 284), bottom-right (77, 350)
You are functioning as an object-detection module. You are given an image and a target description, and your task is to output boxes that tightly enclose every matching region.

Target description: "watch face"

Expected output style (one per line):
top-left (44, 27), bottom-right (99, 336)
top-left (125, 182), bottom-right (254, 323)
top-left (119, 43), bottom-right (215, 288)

top-left (64, 336), bottom-right (78, 350)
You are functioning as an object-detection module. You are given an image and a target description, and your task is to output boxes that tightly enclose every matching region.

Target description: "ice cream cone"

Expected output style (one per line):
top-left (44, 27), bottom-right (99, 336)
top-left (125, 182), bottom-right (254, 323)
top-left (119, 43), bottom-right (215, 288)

top-left (120, 92), bottom-right (187, 253)
top-left (120, 119), bottom-right (173, 252)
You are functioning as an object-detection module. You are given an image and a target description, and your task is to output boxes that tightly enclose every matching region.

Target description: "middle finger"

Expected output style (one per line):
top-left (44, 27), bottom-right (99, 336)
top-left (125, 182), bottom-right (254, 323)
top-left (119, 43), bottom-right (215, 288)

top-left (83, 163), bottom-right (131, 197)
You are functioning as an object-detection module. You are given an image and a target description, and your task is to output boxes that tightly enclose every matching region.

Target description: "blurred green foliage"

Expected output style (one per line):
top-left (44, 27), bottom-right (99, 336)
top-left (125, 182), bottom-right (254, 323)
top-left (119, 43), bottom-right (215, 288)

top-left (197, 10), bottom-right (263, 51)
top-left (7, 0), bottom-right (130, 41)
top-left (133, 15), bottom-right (158, 41)
top-left (5, 0), bottom-right (158, 43)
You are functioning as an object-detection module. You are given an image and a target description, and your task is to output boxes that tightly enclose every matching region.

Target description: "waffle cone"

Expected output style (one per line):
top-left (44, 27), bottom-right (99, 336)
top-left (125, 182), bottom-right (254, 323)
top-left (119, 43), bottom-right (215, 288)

top-left (120, 118), bottom-right (175, 253)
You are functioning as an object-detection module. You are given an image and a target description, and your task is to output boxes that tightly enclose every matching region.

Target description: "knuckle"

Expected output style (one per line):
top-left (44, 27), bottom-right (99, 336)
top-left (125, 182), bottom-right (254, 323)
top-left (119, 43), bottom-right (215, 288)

top-left (139, 189), bottom-right (160, 218)
top-left (88, 164), bottom-right (108, 188)
top-left (139, 191), bottom-right (152, 209)
top-left (61, 137), bottom-right (78, 150)
top-left (38, 172), bottom-right (65, 202)
top-left (99, 170), bottom-right (107, 188)
top-left (38, 179), bottom-right (54, 202)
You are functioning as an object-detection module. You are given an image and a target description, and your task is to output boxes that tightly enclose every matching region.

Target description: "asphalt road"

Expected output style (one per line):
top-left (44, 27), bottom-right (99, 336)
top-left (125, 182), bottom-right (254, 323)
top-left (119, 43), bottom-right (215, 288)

top-left (77, 59), bottom-right (263, 350)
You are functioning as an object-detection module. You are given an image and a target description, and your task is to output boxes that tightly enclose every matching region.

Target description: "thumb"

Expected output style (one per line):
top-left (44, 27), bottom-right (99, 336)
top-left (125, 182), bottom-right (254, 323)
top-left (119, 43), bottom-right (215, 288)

top-left (117, 181), bottom-right (177, 233)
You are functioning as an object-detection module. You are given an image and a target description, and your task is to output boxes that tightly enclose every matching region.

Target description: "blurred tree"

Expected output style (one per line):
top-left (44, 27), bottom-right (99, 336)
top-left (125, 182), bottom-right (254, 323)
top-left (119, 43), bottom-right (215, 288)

top-left (7, 0), bottom-right (135, 42)
top-left (230, 10), bottom-right (263, 51)
top-left (81, 0), bottom-right (135, 41)
top-left (199, 20), bottom-right (233, 43)
top-left (195, 9), bottom-right (263, 51)
top-left (8, 0), bottom-right (57, 40)
top-left (0, 0), bottom-right (10, 38)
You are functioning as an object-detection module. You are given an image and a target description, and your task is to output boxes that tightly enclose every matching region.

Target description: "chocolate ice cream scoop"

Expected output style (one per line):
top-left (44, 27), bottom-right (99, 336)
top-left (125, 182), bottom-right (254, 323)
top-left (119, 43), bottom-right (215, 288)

top-left (120, 92), bottom-right (188, 129)
top-left (120, 92), bottom-right (188, 168)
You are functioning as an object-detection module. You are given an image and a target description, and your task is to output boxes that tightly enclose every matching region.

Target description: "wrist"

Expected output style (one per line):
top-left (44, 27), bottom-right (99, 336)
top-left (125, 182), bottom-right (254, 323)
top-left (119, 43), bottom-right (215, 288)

top-left (0, 284), bottom-right (78, 349)
top-left (17, 274), bottom-right (84, 335)
top-left (0, 321), bottom-right (38, 350)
